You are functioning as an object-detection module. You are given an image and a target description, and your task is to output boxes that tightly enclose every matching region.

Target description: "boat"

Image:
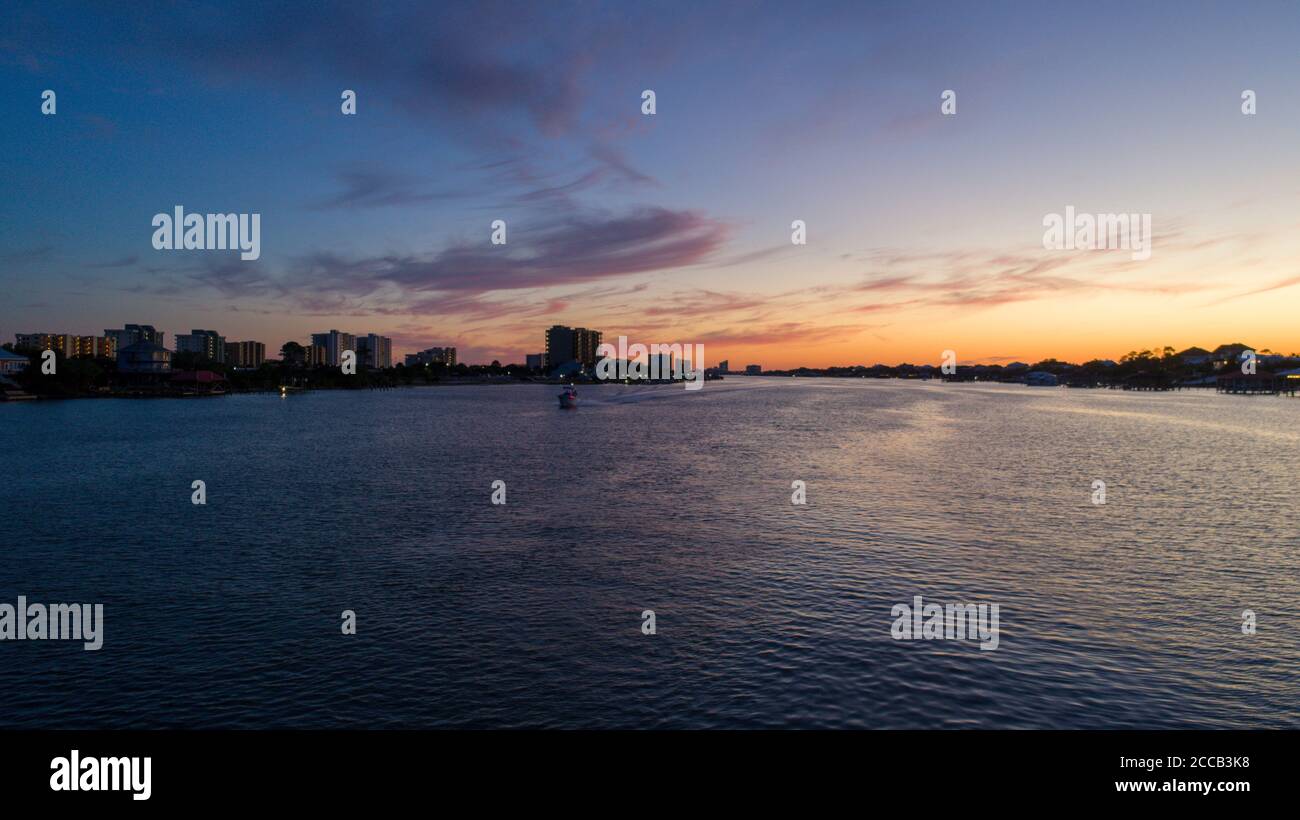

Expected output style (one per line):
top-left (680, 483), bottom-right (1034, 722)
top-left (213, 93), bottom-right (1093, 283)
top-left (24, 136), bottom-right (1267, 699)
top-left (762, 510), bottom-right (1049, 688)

top-left (558, 385), bottom-right (577, 408)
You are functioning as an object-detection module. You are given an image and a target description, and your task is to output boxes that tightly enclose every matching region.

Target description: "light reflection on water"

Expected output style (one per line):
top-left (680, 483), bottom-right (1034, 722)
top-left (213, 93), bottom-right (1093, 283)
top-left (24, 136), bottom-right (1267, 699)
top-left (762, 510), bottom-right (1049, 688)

top-left (1, 379), bottom-right (1296, 728)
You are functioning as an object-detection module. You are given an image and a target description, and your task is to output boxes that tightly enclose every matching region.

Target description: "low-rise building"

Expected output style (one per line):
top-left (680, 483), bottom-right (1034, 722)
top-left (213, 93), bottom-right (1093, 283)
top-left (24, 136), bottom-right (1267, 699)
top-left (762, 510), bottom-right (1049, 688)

top-left (170, 370), bottom-right (227, 393)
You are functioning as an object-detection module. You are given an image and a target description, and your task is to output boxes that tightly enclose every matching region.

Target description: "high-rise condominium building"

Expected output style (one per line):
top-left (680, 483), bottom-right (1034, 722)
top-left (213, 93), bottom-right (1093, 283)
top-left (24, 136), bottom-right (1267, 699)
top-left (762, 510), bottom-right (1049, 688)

top-left (15, 333), bottom-right (72, 357)
top-left (355, 334), bottom-right (393, 369)
top-left (404, 346), bottom-right (456, 367)
top-left (105, 324), bottom-right (164, 351)
top-left (573, 328), bottom-right (603, 367)
top-left (17, 334), bottom-right (118, 358)
top-left (310, 330), bottom-right (357, 367)
top-left (545, 325), bottom-right (603, 369)
top-left (175, 329), bottom-right (226, 363)
top-left (545, 325), bottom-right (575, 368)
top-left (225, 340), bottom-right (266, 368)
top-left (72, 335), bottom-right (117, 358)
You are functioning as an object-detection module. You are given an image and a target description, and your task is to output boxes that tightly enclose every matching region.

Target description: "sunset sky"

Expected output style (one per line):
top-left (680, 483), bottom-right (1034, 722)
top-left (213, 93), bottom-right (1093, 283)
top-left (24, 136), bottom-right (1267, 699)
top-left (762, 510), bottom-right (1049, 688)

top-left (3, 0), bottom-right (1300, 367)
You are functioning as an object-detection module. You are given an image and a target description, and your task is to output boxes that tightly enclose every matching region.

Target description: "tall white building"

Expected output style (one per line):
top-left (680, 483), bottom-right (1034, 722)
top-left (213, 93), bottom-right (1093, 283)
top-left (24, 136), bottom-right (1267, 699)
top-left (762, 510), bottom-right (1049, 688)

top-left (311, 330), bottom-right (357, 367)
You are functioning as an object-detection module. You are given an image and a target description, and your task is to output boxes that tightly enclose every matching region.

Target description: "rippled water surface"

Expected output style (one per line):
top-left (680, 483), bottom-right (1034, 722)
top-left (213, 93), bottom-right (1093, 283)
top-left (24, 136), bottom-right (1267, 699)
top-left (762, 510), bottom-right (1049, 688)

top-left (2, 379), bottom-right (1297, 728)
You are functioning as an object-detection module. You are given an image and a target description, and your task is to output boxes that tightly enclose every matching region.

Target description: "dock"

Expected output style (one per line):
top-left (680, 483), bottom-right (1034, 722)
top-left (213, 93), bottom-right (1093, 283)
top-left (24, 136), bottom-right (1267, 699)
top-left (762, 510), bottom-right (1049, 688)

top-left (1216, 374), bottom-right (1300, 396)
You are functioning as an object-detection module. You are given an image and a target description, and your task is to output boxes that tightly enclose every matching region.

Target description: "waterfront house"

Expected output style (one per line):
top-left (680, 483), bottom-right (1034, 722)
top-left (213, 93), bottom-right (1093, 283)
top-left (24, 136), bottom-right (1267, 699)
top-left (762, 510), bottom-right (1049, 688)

top-left (117, 341), bottom-right (172, 374)
top-left (1210, 343), bottom-right (1253, 368)
top-left (1177, 346), bottom-right (1212, 366)
top-left (0, 348), bottom-right (28, 374)
top-left (116, 341), bottom-right (174, 390)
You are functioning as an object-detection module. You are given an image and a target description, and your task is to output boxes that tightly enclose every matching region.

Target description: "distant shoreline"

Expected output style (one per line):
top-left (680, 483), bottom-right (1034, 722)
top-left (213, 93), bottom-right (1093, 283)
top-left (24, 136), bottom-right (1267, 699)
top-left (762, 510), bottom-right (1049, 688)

top-left (6, 372), bottom-right (1294, 403)
top-left (0, 377), bottom-right (703, 401)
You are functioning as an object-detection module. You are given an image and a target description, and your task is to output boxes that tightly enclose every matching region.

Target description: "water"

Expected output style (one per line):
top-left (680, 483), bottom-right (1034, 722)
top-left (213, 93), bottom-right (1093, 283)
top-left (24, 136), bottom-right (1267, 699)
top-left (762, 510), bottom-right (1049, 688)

top-left (1, 379), bottom-right (1297, 728)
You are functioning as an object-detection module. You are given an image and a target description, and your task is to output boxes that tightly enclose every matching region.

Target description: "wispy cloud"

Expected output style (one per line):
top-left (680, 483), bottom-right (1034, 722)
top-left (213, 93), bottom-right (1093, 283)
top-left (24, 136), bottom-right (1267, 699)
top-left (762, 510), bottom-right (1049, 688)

top-left (90, 255), bottom-right (138, 268)
top-left (312, 165), bottom-right (465, 210)
top-left (1211, 273), bottom-right (1300, 305)
top-left (167, 206), bottom-right (731, 323)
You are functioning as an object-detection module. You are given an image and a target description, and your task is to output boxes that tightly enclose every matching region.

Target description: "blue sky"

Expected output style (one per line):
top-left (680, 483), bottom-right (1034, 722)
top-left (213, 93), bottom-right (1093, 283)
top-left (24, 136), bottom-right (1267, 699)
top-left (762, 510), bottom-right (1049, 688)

top-left (3, 1), bottom-right (1300, 365)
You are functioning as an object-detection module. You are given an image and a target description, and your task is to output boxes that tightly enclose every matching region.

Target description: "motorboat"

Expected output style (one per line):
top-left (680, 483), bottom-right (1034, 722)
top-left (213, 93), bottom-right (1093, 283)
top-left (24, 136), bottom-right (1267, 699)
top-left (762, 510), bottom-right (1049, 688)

top-left (558, 385), bottom-right (578, 408)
